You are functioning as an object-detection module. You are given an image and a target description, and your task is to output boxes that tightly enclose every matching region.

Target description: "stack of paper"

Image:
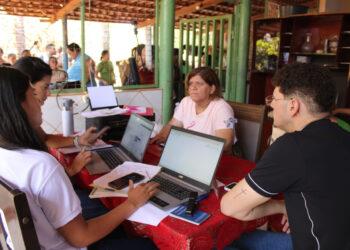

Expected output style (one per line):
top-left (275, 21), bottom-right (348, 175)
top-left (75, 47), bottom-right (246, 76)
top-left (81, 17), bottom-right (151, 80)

top-left (91, 161), bottom-right (161, 196)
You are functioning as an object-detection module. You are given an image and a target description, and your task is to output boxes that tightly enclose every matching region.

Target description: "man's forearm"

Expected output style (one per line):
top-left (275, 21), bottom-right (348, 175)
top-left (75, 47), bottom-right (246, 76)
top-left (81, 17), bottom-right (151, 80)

top-left (233, 199), bottom-right (285, 221)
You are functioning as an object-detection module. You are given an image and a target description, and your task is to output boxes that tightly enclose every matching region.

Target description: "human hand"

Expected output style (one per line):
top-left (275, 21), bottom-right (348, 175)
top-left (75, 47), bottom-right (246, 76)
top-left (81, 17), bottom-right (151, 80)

top-left (149, 133), bottom-right (166, 145)
top-left (77, 127), bottom-right (98, 146)
top-left (281, 214), bottom-right (291, 234)
top-left (66, 148), bottom-right (92, 176)
top-left (127, 180), bottom-right (159, 209)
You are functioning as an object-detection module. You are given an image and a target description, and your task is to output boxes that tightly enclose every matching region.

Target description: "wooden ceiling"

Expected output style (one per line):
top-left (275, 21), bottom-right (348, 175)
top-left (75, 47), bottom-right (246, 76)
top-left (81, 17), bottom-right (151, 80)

top-left (0, 0), bottom-right (316, 27)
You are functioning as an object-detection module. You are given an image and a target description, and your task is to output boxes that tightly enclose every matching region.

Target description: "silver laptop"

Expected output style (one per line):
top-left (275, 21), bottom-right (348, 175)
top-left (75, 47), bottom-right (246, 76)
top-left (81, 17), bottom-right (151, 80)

top-left (148, 126), bottom-right (225, 210)
top-left (85, 113), bottom-right (154, 175)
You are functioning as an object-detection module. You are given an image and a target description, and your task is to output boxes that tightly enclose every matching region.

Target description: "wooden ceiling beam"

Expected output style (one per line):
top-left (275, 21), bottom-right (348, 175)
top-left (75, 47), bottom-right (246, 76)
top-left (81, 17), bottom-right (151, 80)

top-left (137, 0), bottom-right (224, 28)
top-left (50, 0), bottom-right (80, 23)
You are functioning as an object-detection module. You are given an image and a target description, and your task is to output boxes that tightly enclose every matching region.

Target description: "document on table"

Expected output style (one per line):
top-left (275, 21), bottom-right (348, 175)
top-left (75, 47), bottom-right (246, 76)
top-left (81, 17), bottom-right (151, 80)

top-left (82, 107), bottom-right (128, 118)
top-left (92, 161), bottom-right (161, 195)
top-left (128, 203), bottom-right (176, 226)
top-left (58, 139), bottom-right (112, 154)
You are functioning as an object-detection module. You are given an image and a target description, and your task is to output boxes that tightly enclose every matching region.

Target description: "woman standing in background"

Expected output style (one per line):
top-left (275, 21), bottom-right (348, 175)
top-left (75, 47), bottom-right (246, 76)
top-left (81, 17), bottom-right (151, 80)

top-left (96, 50), bottom-right (115, 86)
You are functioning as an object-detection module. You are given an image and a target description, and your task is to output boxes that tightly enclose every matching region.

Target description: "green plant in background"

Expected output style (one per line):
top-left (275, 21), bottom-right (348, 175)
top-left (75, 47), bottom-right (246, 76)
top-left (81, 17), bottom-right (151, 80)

top-left (255, 36), bottom-right (280, 71)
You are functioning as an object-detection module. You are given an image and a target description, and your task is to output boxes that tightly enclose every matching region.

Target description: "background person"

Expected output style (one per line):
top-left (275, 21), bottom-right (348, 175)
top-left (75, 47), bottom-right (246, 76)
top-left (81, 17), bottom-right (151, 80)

top-left (21, 49), bottom-right (31, 57)
top-left (7, 53), bottom-right (16, 65)
top-left (49, 56), bottom-right (67, 83)
top-left (221, 63), bottom-right (350, 250)
top-left (0, 67), bottom-right (158, 249)
top-left (96, 50), bottom-right (115, 85)
top-left (66, 43), bottom-right (97, 87)
top-left (42, 43), bottom-right (56, 64)
top-left (151, 67), bottom-right (235, 152)
top-left (0, 48), bottom-right (5, 65)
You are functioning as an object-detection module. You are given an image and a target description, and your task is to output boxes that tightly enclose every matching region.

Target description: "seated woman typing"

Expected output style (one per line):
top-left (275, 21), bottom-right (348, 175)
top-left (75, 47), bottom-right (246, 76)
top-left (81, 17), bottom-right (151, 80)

top-left (151, 67), bottom-right (235, 152)
top-left (13, 57), bottom-right (94, 176)
top-left (0, 67), bottom-right (158, 249)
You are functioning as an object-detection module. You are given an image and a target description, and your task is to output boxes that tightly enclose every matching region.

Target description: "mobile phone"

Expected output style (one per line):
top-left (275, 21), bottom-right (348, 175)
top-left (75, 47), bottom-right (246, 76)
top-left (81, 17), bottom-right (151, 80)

top-left (224, 182), bottom-right (237, 191)
top-left (108, 172), bottom-right (145, 190)
top-left (88, 126), bottom-right (110, 144)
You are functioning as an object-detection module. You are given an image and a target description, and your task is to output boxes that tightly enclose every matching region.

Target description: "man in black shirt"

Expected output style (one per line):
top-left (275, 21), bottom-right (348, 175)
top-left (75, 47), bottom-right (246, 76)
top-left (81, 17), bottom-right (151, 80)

top-left (221, 63), bottom-right (350, 250)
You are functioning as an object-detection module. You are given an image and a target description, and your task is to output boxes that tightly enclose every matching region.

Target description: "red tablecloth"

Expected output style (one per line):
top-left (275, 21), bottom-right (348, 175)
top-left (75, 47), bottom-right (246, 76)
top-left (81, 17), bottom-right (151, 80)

top-left (50, 145), bottom-right (268, 250)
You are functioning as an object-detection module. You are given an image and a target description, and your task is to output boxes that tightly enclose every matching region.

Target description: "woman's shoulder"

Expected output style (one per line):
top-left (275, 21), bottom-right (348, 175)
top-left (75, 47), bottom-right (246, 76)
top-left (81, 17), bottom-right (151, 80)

top-left (211, 98), bottom-right (232, 110)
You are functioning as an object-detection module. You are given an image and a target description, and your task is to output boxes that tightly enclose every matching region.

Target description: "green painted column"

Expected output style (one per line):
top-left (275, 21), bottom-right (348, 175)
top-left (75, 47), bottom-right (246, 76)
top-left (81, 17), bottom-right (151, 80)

top-left (154, 0), bottom-right (160, 85)
top-left (159, 0), bottom-right (175, 124)
top-left (235, 0), bottom-right (251, 103)
top-left (229, 5), bottom-right (240, 101)
top-left (80, 0), bottom-right (86, 90)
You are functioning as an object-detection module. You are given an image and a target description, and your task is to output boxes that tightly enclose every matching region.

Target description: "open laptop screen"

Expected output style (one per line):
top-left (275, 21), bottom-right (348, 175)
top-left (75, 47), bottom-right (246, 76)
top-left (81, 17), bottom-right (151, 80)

top-left (87, 86), bottom-right (118, 110)
top-left (158, 127), bottom-right (225, 186)
top-left (120, 113), bottom-right (154, 161)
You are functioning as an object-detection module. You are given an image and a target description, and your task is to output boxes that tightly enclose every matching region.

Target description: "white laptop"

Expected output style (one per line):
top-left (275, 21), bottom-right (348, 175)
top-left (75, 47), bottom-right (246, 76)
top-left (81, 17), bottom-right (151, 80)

top-left (87, 85), bottom-right (118, 110)
top-left (148, 126), bottom-right (225, 210)
top-left (85, 113), bottom-right (154, 175)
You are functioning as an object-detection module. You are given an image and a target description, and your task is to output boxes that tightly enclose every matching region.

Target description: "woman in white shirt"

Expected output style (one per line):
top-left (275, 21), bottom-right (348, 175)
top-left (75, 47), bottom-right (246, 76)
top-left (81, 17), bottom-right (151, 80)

top-left (0, 67), bottom-right (158, 249)
top-left (151, 67), bottom-right (235, 151)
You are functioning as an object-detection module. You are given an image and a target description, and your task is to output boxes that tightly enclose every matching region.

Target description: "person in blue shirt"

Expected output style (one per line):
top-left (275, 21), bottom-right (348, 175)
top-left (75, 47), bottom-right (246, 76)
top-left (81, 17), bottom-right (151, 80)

top-left (66, 43), bottom-right (97, 87)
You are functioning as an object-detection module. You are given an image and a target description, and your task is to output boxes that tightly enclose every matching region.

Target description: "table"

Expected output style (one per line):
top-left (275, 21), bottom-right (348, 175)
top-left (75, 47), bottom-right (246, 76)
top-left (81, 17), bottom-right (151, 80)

top-left (50, 145), bottom-right (267, 250)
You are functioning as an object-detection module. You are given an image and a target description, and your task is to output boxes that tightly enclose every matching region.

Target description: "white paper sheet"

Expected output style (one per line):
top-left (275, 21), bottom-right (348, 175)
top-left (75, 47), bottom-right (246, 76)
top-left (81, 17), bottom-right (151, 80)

top-left (82, 107), bottom-right (128, 118)
top-left (93, 161), bottom-right (161, 196)
top-left (127, 203), bottom-right (177, 226)
top-left (58, 139), bottom-right (112, 154)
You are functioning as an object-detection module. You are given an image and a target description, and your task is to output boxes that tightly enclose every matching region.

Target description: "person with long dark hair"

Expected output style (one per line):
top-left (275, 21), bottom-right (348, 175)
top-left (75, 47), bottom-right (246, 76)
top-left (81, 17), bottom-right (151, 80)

top-left (0, 67), bottom-right (158, 249)
top-left (66, 43), bottom-right (97, 87)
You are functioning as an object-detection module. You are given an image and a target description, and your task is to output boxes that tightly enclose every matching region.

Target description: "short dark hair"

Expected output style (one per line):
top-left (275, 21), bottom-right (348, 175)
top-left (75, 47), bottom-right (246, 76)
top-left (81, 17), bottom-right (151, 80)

top-left (0, 67), bottom-right (47, 151)
top-left (272, 63), bottom-right (336, 114)
top-left (185, 67), bottom-right (222, 98)
top-left (100, 50), bottom-right (109, 60)
top-left (13, 57), bottom-right (52, 84)
top-left (67, 43), bottom-right (81, 53)
top-left (46, 43), bottom-right (55, 50)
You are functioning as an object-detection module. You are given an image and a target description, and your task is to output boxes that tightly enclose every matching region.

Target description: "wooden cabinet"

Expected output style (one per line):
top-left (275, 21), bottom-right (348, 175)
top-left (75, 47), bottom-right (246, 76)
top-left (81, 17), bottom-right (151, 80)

top-left (249, 13), bottom-right (350, 107)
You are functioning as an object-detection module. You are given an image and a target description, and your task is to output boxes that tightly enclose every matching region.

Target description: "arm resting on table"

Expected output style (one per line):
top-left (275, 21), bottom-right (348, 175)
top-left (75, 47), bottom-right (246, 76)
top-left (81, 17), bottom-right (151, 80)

top-left (220, 179), bottom-right (286, 221)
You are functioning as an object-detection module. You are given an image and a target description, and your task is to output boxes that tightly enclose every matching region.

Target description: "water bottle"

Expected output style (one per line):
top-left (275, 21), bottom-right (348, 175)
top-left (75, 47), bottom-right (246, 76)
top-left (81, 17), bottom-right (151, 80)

top-left (62, 99), bottom-right (74, 136)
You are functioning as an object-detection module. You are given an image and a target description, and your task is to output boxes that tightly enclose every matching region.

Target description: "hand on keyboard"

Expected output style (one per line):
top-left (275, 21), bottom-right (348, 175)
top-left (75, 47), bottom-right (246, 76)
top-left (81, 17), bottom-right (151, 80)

top-left (127, 181), bottom-right (159, 209)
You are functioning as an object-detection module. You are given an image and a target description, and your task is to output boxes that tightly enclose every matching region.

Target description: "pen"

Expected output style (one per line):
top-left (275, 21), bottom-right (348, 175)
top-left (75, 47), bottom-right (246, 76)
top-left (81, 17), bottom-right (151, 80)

top-left (145, 171), bottom-right (151, 181)
top-left (89, 184), bottom-right (126, 194)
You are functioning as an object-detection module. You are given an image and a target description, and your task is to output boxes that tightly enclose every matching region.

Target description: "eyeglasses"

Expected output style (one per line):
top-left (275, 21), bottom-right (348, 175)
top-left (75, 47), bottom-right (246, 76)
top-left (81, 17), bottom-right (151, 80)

top-left (265, 95), bottom-right (285, 106)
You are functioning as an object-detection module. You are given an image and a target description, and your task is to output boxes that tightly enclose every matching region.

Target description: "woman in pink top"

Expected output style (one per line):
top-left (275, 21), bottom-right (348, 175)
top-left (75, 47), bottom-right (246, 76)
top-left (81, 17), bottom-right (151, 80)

top-left (151, 67), bottom-right (235, 151)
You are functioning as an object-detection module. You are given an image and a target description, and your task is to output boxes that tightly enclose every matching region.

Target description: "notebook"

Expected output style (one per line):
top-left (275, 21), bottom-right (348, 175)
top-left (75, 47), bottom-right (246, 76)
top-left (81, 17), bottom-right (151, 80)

top-left (87, 85), bottom-right (118, 110)
top-left (170, 205), bottom-right (210, 225)
top-left (85, 113), bottom-right (154, 175)
top-left (148, 126), bottom-right (225, 210)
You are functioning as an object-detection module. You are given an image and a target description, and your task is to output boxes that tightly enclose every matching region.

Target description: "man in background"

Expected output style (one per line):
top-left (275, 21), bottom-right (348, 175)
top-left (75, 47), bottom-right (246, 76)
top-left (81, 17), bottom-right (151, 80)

top-left (221, 63), bottom-right (350, 250)
top-left (42, 43), bottom-right (56, 64)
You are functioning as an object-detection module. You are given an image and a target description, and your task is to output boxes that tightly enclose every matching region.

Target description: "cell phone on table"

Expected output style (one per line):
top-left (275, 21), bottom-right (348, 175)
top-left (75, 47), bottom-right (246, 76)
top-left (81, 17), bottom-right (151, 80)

top-left (88, 126), bottom-right (110, 144)
top-left (108, 172), bottom-right (145, 190)
top-left (224, 182), bottom-right (237, 191)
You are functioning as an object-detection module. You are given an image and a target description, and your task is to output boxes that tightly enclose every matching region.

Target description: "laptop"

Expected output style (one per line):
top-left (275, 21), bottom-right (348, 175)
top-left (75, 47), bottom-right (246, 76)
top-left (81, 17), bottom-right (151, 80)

top-left (85, 113), bottom-right (154, 175)
top-left (87, 85), bottom-right (118, 110)
top-left (148, 126), bottom-right (225, 210)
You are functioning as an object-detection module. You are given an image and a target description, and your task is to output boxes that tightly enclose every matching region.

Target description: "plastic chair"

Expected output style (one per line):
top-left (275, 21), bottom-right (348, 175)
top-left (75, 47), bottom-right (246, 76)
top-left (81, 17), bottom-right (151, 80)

top-left (0, 177), bottom-right (40, 250)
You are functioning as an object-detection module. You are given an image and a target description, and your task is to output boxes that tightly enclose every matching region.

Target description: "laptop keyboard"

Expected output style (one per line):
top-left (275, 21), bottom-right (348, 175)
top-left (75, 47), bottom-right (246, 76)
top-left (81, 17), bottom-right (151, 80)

top-left (152, 175), bottom-right (192, 200)
top-left (96, 149), bottom-right (123, 169)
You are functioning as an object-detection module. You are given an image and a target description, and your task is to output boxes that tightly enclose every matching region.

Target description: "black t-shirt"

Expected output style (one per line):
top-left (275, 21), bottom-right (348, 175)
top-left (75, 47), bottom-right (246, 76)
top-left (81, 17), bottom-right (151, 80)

top-left (246, 119), bottom-right (350, 250)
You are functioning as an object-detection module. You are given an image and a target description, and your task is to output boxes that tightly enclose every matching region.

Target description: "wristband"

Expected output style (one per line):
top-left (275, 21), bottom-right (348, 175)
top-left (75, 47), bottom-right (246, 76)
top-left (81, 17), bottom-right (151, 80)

top-left (73, 136), bottom-right (81, 148)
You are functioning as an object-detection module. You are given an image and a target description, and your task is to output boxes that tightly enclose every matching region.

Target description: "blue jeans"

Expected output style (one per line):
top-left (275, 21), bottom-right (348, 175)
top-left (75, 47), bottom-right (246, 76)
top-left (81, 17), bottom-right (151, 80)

top-left (224, 229), bottom-right (293, 250)
top-left (75, 188), bottom-right (110, 220)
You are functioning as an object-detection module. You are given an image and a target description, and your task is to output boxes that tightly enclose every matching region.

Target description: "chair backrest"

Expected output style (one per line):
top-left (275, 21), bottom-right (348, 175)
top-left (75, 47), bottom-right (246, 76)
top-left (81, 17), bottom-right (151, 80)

top-left (228, 101), bottom-right (267, 162)
top-left (0, 178), bottom-right (40, 250)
